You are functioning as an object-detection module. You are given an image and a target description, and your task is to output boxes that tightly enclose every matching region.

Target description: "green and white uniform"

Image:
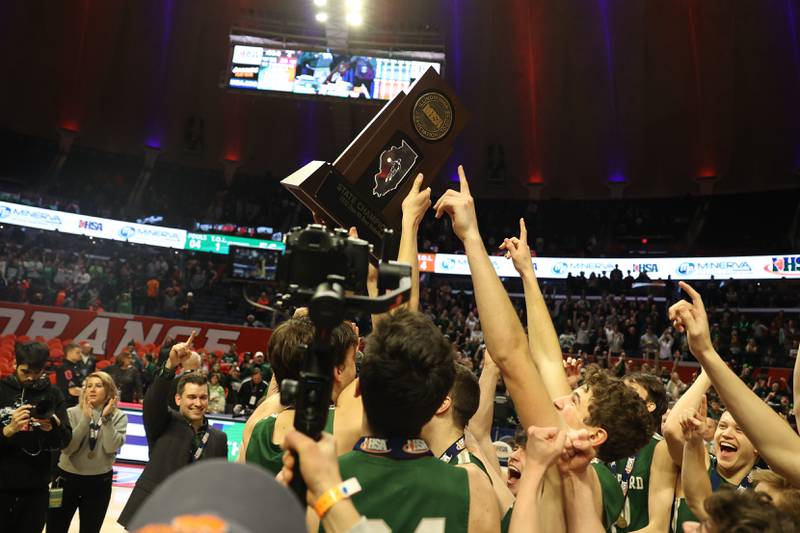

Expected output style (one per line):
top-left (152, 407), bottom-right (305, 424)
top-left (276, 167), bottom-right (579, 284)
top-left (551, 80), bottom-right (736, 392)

top-left (439, 435), bottom-right (491, 479)
top-left (592, 461), bottom-right (626, 533)
top-left (607, 434), bottom-right (663, 532)
top-left (246, 406), bottom-right (335, 475)
top-left (336, 437), bottom-right (471, 533)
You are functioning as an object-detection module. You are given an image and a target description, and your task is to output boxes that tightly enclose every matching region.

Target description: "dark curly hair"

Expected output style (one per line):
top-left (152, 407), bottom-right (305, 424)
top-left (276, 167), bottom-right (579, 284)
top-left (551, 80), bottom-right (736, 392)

top-left (583, 366), bottom-right (653, 462)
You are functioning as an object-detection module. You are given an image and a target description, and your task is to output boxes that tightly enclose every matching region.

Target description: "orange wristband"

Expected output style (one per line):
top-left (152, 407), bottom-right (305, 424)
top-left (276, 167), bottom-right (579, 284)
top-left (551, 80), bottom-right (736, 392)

top-left (313, 478), bottom-right (362, 518)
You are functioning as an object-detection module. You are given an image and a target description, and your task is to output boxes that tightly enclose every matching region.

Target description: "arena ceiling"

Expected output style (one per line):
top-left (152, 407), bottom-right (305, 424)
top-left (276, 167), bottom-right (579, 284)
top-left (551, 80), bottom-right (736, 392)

top-left (0, 0), bottom-right (798, 199)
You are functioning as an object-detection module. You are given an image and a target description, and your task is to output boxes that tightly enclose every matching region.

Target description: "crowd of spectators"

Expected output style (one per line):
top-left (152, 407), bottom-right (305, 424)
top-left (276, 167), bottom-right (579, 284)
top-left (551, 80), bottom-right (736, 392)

top-left (0, 228), bottom-right (226, 320)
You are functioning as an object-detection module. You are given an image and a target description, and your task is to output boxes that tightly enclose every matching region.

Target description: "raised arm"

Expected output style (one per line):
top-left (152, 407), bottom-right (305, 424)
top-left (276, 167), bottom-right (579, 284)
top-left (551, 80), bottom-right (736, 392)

top-left (678, 395), bottom-right (712, 520)
top-left (671, 282), bottom-right (800, 486)
top-left (434, 166), bottom-right (561, 429)
top-left (397, 173), bottom-right (430, 313)
top-left (145, 332), bottom-right (196, 443)
top-left (509, 426), bottom-right (567, 533)
top-left (662, 370), bottom-right (710, 466)
top-left (501, 220), bottom-right (571, 399)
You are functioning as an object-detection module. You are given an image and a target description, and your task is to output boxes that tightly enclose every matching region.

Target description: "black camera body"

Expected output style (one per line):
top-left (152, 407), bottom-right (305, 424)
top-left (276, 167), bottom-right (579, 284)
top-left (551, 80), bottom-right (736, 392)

top-left (274, 223), bottom-right (412, 501)
top-left (277, 225), bottom-right (370, 294)
top-left (0, 397), bottom-right (54, 430)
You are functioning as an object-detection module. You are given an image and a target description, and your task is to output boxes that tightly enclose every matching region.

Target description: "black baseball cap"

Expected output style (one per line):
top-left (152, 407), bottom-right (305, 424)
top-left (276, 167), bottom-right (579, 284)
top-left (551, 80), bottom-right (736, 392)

top-left (130, 460), bottom-right (306, 533)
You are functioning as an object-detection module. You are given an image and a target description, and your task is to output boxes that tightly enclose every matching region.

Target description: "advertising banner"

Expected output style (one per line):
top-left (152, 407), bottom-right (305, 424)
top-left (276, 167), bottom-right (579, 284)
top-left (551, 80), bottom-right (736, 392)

top-left (0, 302), bottom-right (271, 357)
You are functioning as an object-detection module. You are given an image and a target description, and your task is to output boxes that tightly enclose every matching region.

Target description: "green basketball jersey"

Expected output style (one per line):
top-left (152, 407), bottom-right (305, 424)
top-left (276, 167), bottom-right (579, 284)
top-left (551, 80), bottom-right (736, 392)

top-left (443, 447), bottom-right (491, 480)
top-left (337, 446), bottom-right (470, 533)
top-left (671, 456), bottom-right (744, 533)
top-left (500, 506), bottom-right (513, 533)
top-left (592, 461), bottom-right (625, 533)
top-left (246, 407), bottom-right (335, 475)
top-left (610, 434), bottom-right (662, 532)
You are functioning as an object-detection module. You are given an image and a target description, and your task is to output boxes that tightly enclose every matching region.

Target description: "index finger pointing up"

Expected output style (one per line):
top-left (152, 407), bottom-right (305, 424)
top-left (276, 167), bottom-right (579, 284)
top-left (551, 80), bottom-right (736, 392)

top-left (457, 165), bottom-right (470, 195)
top-left (186, 330), bottom-right (197, 348)
top-left (519, 218), bottom-right (527, 242)
top-left (411, 173), bottom-right (424, 192)
top-left (679, 281), bottom-right (704, 308)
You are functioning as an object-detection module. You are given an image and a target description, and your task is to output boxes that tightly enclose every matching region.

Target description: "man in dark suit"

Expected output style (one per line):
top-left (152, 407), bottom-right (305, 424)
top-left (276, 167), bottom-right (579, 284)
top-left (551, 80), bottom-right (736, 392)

top-left (117, 333), bottom-right (227, 528)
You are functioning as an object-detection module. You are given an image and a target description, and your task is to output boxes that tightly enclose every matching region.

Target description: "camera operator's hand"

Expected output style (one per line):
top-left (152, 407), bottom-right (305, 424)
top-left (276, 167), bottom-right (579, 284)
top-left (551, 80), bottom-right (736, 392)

top-left (434, 165), bottom-right (480, 243)
top-left (499, 218), bottom-right (535, 276)
top-left (402, 173), bottom-right (432, 229)
top-left (167, 331), bottom-right (196, 370)
top-left (279, 430), bottom-right (343, 504)
top-left (35, 415), bottom-right (57, 432)
top-left (2, 404), bottom-right (31, 437)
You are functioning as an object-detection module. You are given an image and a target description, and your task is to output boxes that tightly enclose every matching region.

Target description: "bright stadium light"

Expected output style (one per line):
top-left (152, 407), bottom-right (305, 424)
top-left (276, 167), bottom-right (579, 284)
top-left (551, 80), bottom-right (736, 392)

top-left (346, 12), bottom-right (363, 26)
top-left (313, 0), bottom-right (327, 6)
top-left (315, 11), bottom-right (329, 22)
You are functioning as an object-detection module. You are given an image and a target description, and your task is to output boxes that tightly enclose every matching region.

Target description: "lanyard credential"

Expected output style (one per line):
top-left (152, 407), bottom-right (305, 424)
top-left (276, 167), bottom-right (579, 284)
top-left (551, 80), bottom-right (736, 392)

top-left (192, 430), bottom-right (210, 463)
top-left (439, 435), bottom-right (467, 463)
top-left (354, 437), bottom-right (433, 460)
top-left (709, 457), bottom-right (753, 491)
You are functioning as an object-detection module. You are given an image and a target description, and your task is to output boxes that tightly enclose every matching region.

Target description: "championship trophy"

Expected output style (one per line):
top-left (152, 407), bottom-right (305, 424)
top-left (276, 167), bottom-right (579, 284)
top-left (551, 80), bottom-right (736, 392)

top-left (281, 67), bottom-right (469, 261)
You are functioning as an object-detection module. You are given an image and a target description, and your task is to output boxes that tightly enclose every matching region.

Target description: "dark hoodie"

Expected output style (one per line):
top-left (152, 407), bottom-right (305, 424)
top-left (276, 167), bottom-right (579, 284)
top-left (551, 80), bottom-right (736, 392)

top-left (0, 374), bottom-right (71, 491)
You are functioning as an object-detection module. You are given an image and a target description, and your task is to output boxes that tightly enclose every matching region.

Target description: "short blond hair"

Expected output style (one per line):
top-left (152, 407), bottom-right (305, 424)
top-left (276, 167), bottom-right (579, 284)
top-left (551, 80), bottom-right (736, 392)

top-left (80, 371), bottom-right (119, 406)
top-left (752, 468), bottom-right (800, 516)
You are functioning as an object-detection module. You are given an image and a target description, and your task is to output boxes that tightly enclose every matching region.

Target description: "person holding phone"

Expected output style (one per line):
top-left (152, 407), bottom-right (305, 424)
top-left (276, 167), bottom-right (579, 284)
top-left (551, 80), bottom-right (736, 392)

top-left (47, 371), bottom-right (128, 533)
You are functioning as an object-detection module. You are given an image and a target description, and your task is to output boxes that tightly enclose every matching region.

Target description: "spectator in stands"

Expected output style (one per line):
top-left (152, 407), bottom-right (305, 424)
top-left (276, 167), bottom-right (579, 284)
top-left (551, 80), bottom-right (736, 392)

top-left (79, 341), bottom-right (96, 373)
top-left (244, 313), bottom-right (265, 328)
top-left (145, 277), bottom-right (160, 314)
top-left (105, 352), bottom-right (143, 403)
top-left (658, 328), bottom-right (674, 360)
top-left (179, 291), bottom-right (194, 319)
top-left (221, 366), bottom-right (243, 402)
top-left (0, 342), bottom-right (71, 532)
top-left (208, 373), bottom-right (226, 414)
top-left (251, 351), bottom-right (272, 381)
top-left (640, 326), bottom-right (659, 361)
top-left (666, 372), bottom-right (687, 402)
top-left (47, 371), bottom-right (127, 533)
top-left (56, 343), bottom-right (90, 408)
top-left (236, 367), bottom-right (267, 415)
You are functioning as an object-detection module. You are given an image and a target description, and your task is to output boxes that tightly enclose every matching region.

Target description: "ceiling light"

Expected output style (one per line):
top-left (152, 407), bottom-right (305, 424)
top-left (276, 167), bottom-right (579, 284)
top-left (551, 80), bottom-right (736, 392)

top-left (313, 0), bottom-right (327, 6)
top-left (347, 12), bottom-right (363, 26)
top-left (315, 11), bottom-right (328, 23)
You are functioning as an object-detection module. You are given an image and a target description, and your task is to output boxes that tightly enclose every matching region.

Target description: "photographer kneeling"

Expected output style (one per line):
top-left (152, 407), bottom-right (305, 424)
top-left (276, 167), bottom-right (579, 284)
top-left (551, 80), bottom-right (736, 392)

top-left (47, 371), bottom-right (128, 533)
top-left (0, 341), bottom-right (71, 533)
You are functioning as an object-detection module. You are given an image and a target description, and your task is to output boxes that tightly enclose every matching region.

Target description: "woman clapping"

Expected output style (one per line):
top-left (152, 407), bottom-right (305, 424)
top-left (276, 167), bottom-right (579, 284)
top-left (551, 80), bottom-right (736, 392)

top-left (47, 371), bottom-right (128, 533)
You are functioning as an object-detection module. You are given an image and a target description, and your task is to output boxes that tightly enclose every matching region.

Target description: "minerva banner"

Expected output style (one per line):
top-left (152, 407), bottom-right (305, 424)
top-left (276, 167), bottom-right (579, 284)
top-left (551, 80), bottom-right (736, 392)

top-left (0, 302), bottom-right (271, 357)
top-left (429, 254), bottom-right (800, 280)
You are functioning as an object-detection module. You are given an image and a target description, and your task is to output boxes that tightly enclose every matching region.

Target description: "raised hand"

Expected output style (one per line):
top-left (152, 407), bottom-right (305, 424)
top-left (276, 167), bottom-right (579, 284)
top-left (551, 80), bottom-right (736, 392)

top-left (525, 425), bottom-right (566, 470)
top-left (557, 429), bottom-right (596, 476)
top-left (82, 394), bottom-right (93, 420)
top-left (279, 430), bottom-right (342, 504)
top-left (168, 331), bottom-right (197, 369)
top-left (401, 174), bottom-right (432, 228)
top-left (102, 397), bottom-right (117, 419)
top-left (433, 165), bottom-right (480, 242)
top-left (678, 394), bottom-right (707, 443)
top-left (563, 357), bottom-right (583, 389)
top-left (499, 218), bottom-right (534, 275)
top-left (668, 282), bottom-right (713, 358)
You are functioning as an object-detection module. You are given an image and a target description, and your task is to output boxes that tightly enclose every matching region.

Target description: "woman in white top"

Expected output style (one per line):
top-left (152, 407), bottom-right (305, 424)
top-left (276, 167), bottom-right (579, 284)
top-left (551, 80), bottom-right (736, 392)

top-left (47, 371), bottom-right (128, 533)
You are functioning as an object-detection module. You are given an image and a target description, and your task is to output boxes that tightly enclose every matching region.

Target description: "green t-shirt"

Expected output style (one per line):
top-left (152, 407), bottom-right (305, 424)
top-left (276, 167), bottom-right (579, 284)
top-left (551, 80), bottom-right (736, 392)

top-left (593, 461), bottom-right (625, 533)
top-left (336, 447), bottom-right (470, 533)
top-left (608, 434), bottom-right (662, 532)
top-left (246, 407), bottom-right (335, 475)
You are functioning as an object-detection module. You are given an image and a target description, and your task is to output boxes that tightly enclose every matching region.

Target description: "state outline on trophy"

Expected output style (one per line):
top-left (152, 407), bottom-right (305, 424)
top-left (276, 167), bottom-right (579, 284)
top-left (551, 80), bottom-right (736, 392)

top-left (281, 66), bottom-right (470, 262)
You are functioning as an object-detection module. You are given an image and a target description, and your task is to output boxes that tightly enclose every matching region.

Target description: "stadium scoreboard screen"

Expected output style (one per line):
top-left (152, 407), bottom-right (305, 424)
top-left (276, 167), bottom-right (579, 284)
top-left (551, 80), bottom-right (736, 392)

top-left (227, 34), bottom-right (444, 101)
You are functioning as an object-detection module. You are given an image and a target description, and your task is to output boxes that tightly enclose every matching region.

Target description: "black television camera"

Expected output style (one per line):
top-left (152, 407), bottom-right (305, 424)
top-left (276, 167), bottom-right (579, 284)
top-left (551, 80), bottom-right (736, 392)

top-left (273, 224), bottom-right (412, 500)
